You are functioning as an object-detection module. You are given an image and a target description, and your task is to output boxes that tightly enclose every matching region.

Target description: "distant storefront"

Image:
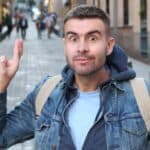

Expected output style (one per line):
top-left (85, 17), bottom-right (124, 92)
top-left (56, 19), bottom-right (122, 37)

top-left (0, 0), bottom-right (2, 24)
top-left (0, 0), bottom-right (12, 24)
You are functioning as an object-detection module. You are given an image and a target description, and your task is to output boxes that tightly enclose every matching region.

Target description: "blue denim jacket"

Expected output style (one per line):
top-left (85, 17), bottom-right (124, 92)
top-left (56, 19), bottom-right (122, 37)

top-left (0, 45), bottom-right (150, 149)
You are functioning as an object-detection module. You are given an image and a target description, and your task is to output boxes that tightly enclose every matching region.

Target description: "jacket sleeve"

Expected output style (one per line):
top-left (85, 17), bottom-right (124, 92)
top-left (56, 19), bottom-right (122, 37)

top-left (0, 75), bottom-right (50, 149)
top-left (0, 90), bottom-right (36, 148)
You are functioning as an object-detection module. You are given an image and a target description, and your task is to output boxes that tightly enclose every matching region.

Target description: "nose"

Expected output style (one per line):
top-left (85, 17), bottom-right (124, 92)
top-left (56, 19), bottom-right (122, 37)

top-left (77, 39), bottom-right (89, 53)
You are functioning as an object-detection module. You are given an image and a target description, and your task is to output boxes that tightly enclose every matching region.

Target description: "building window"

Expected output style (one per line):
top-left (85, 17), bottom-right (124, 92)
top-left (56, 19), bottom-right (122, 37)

top-left (124, 0), bottom-right (129, 25)
top-left (106, 0), bottom-right (109, 14)
top-left (140, 0), bottom-right (147, 20)
top-left (94, 0), bottom-right (100, 7)
top-left (92, 0), bottom-right (94, 5)
top-left (140, 0), bottom-right (147, 53)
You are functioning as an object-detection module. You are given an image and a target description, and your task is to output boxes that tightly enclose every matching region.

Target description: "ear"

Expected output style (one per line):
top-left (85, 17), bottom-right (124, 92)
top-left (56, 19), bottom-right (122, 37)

top-left (106, 37), bottom-right (115, 56)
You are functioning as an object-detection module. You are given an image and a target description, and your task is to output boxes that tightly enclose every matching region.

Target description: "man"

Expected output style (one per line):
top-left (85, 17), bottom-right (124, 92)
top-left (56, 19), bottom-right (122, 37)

top-left (44, 12), bottom-right (59, 39)
top-left (14, 10), bottom-right (21, 37)
top-left (0, 5), bottom-right (149, 150)
top-left (4, 13), bottom-right (13, 38)
top-left (19, 14), bottom-right (28, 39)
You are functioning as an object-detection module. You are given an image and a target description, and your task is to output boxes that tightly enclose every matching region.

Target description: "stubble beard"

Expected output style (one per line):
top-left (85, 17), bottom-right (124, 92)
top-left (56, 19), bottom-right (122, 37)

top-left (66, 56), bottom-right (106, 77)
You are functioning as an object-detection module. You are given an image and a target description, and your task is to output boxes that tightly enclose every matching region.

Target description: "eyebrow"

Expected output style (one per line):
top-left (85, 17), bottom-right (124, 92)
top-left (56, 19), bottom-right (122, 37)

top-left (65, 31), bottom-right (77, 37)
top-left (87, 30), bottom-right (102, 36)
top-left (65, 30), bottom-right (102, 37)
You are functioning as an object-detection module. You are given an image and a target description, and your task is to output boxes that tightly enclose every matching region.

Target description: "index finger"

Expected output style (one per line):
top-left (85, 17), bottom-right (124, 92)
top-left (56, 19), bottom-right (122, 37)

top-left (13, 39), bottom-right (24, 60)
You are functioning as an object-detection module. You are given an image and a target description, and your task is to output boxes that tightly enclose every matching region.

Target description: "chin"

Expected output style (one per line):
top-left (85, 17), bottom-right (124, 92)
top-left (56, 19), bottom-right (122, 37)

top-left (75, 69), bottom-right (95, 76)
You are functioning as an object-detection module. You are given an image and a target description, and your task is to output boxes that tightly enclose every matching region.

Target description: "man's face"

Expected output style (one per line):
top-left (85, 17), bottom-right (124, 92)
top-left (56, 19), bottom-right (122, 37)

top-left (64, 18), bottom-right (114, 76)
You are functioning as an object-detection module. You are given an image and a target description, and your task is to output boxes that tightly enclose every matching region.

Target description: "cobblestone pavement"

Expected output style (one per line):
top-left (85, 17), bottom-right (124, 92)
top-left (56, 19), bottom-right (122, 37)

top-left (0, 16), bottom-right (150, 150)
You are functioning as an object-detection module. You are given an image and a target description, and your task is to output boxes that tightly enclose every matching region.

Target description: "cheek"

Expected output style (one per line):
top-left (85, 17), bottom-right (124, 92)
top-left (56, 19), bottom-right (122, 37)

top-left (96, 53), bottom-right (106, 64)
top-left (64, 44), bottom-right (70, 57)
top-left (64, 46), bottom-right (74, 64)
top-left (64, 42), bottom-right (77, 56)
top-left (92, 45), bottom-right (107, 63)
top-left (91, 43), bottom-right (107, 56)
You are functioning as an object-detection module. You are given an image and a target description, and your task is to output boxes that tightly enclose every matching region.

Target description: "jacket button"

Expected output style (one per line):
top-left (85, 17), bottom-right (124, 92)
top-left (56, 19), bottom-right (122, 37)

top-left (104, 112), bottom-right (114, 121)
top-left (107, 113), bottom-right (113, 118)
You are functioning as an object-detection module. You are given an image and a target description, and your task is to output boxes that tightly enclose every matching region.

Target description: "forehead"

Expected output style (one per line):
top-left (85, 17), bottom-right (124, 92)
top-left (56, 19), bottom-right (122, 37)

top-left (64, 18), bottom-right (106, 35)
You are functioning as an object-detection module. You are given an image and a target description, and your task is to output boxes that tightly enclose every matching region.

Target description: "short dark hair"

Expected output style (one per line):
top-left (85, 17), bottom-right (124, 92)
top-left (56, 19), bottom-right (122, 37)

top-left (64, 5), bottom-right (110, 35)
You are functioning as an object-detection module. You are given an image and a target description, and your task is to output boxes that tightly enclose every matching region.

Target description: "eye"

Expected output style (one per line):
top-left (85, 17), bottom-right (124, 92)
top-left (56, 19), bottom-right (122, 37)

top-left (88, 35), bottom-right (97, 42)
top-left (70, 36), bottom-right (77, 42)
top-left (66, 35), bottom-right (78, 42)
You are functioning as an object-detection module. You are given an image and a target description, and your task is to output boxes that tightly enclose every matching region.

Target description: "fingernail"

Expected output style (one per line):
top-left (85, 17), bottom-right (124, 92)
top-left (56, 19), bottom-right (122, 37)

top-left (0, 56), bottom-right (5, 62)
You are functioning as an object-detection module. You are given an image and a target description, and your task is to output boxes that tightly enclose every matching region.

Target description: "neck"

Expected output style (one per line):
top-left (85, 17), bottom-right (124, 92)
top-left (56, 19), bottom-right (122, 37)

top-left (75, 68), bottom-right (109, 92)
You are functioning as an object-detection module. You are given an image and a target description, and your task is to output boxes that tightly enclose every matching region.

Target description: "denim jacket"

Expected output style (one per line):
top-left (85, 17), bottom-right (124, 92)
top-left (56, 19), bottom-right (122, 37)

top-left (0, 45), bottom-right (150, 150)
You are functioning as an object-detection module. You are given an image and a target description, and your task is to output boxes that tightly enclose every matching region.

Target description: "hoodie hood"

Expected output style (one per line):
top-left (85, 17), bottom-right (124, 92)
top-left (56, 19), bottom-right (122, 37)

top-left (105, 44), bottom-right (136, 81)
top-left (61, 45), bottom-right (136, 85)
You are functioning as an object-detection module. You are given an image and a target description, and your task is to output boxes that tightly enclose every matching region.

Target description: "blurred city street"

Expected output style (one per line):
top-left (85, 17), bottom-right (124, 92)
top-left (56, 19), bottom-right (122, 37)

top-left (129, 57), bottom-right (150, 81)
top-left (0, 14), bottom-right (150, 150)
top-left (0, 16), bottom-right (66, 150)
top-left (0, 0), bottom-right (150, 149)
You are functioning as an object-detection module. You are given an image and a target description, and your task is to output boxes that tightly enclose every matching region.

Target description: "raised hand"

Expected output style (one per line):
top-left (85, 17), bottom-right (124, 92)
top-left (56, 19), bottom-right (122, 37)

top-left (0, 39), bottom-right (23, 93)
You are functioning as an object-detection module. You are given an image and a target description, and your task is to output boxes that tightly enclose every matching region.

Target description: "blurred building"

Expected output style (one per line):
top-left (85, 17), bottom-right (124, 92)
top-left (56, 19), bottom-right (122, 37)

top-left (45, 0), bottom-right (91, 17)
top-left (45, 0), bottom-right (150, 62)
top-left (0, 0), bottom-right (13, 24)
top-left (1, 0), bottom-right (149, 62)
top-left (0, 0), bottom-right (2, 24)
top-left (45, 0), bottom-right (149, 34)
top-left (45, 0), bottom-right (77, 18)
top-left (86, 0), bottom-right (150, 62)
top-left (86, 0), bottom-right (149, 33)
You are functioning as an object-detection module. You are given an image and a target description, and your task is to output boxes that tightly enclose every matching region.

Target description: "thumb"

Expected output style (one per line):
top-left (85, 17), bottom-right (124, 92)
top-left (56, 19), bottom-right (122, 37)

top-left (13, 39), bottom-right (23, 61)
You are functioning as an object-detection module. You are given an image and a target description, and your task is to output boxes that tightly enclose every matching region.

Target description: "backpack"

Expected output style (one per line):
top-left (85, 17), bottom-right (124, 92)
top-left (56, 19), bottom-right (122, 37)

top-left (35, 77), bottom-right (150, 134)
top-left (130, 78), bottom-right (150, 133)
top-left (35, 75), bottom-right (62, 116)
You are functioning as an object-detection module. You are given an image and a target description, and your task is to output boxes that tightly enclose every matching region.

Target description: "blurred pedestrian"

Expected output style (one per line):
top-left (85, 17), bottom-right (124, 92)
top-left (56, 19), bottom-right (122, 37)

top-left (4, 13), bottom-right (13, 38)
top-left (19, 14), bottom-right (28, 40)
top-left (0, 23), bottom-right (2, 33)
top-left (44, 12), bottom-right (60, 38)
top-left (43, 13), bottom-right (52, 38)
top-left (35, 15), bottom-right (45, 39)
top-left (14, 11), bottom-right (21, 37)
top-left (43, 12), bottom-right (58, 38)
top-left (49, 12), bottom-right (60, 37)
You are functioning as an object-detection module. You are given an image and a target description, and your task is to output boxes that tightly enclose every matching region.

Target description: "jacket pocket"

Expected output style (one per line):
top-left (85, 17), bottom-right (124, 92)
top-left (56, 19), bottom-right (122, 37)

top-left (35, 114), bottom-right (62, 150)
top-left (121, 113), bottom-right (148, 150)
top-left (35, 115), bottom-right (52, 149)
top-left (36, 116), bottom-right (51, 131)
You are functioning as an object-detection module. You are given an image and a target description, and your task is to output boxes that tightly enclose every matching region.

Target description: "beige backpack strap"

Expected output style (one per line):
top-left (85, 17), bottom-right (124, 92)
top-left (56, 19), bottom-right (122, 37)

top-left (130, 78), bottom-right (150, 132)
top-left (35, 75), bottom-right (62, 116)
